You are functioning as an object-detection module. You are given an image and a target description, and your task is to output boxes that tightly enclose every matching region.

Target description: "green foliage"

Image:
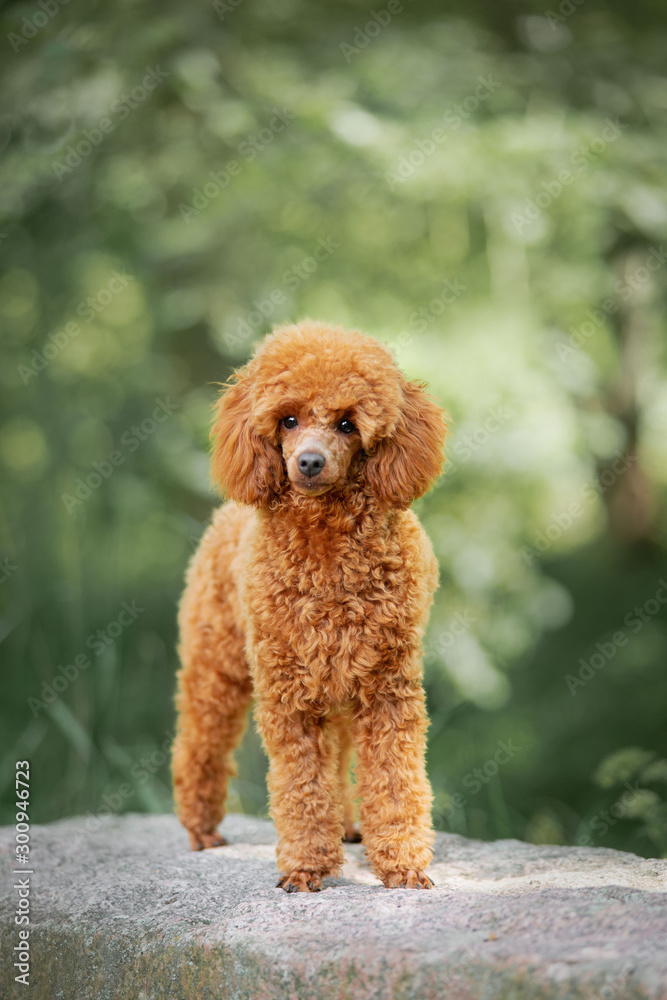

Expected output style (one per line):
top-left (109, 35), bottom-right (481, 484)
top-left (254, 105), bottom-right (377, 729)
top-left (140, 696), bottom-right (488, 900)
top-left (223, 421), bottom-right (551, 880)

top-left (0, 0), bottom-right (666, 855)
top-left (583, 747), bottom-right (667, 855)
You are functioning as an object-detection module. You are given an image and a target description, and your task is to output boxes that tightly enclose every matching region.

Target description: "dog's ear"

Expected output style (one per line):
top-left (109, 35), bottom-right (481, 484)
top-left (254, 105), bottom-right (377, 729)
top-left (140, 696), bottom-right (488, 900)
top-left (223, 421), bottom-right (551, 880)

top-left (364, 379), bottom-right (446, 510)
top-left (210, 369), bottom-right (284, 506)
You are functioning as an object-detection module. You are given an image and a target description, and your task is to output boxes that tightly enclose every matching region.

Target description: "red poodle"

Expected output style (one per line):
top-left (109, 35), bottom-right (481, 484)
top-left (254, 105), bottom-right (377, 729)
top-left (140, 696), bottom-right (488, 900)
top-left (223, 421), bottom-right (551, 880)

top-left (172, 320), bottom-right (447, 891)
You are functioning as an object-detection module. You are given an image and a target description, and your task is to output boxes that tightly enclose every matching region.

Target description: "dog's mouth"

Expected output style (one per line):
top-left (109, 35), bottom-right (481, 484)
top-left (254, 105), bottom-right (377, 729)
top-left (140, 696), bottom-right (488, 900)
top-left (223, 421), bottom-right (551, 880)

top-left (291, 478), bottom-right (335, 496)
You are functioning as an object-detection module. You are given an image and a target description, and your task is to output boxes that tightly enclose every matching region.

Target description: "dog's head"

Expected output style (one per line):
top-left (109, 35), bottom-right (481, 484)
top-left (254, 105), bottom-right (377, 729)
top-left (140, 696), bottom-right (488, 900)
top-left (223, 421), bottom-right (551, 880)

top-left (211, 321), bottom-right (447, 510)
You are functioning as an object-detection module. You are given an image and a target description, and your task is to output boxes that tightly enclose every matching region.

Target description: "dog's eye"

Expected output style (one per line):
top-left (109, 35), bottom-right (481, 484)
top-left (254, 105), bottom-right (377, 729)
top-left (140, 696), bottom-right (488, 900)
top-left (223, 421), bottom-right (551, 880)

top-left (281, 416), bottom-right (298, 430)
top-left (338, 419), bottom-right (356, 435)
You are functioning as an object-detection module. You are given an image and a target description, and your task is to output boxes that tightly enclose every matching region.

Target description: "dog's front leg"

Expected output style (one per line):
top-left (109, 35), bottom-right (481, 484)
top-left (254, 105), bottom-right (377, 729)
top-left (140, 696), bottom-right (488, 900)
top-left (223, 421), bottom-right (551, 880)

top-left (353, 683), bottom-right (435, 889)
top-left (255, 701), bottom-right (345, 892)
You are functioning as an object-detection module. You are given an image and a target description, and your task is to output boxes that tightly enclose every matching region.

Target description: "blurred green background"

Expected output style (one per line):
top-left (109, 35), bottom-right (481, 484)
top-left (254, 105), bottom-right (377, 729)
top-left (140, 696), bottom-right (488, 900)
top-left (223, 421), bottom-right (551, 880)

top-left (1, 0), bottom-right (666, 857)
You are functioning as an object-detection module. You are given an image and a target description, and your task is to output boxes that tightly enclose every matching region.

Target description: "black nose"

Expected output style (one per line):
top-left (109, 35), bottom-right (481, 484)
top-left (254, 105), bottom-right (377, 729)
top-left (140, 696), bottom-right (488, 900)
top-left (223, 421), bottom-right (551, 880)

top-left (297, 452), bottom-right (326, 478)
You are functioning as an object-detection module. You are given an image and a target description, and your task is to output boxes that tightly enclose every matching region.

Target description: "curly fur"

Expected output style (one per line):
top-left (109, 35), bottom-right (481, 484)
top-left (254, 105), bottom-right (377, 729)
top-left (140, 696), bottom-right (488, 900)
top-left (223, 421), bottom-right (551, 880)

top-left (171, 320), bottom-right (447, 891)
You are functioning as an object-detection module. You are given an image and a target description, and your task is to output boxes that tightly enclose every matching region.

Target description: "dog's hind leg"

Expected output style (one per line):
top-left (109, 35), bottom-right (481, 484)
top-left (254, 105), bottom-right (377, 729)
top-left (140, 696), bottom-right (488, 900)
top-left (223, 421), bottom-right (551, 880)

top-left (171, 506), bottom-right (254, 850)
top-left (329, 713), bottom-right (361, 843)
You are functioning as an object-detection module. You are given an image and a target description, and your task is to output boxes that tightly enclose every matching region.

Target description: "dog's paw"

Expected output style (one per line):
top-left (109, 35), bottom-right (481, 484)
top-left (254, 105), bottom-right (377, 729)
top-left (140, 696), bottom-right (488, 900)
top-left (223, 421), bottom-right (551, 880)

top-left (382, 869), bottom-right (434, 889)
top-left (187, 829), bottom-right (227, 851)
top-left (276, 871), bottom-right (323, 893)
top-left (342, 824), bottom-right (362, 843)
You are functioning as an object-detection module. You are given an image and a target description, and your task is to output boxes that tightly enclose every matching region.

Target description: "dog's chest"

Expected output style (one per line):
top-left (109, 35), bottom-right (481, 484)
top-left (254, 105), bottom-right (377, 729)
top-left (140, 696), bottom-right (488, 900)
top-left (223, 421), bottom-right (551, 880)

top-left (279, 514), bottom-right (403, 593)
top-left (245, 517), bottom-right (413, 703)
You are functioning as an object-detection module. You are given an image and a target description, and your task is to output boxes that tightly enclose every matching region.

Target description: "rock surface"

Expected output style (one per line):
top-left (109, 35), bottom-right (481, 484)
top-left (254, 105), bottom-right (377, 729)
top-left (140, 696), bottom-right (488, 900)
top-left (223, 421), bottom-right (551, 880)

top-left (1, 812), bottom-right (667, 999)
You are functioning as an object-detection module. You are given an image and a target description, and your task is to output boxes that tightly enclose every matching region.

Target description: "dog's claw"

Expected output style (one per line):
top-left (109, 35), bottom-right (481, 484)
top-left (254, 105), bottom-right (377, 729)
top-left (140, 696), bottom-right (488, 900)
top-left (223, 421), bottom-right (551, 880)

top-left (277, 870), bottom-right (323, 893)
top-left (383, 869), bottom-right (434, 890)
top-left (188, 830), bottom-right (227, 851)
